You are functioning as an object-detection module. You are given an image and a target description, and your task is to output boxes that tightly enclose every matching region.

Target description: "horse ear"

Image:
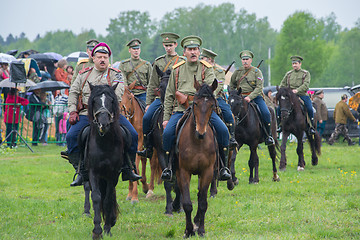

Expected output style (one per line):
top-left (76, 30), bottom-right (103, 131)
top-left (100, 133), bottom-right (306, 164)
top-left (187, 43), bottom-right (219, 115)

top-left (112, 82), bottom-right (119, 91)
top-left (194, 75), bottom-right (200, 91)
top-left (237, 87), bottom-right (242, 95)
top-left (155, 65), bottom-right (163, 78)
top-left (211, 79), bottom-right (218, 92)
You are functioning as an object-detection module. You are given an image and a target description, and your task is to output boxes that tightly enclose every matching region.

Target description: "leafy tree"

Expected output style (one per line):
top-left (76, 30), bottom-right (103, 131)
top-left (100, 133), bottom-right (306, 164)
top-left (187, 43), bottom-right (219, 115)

top-left (320, 12), bottom-right (341, 43)
top-left (5, 34), bottom-right (16, 45)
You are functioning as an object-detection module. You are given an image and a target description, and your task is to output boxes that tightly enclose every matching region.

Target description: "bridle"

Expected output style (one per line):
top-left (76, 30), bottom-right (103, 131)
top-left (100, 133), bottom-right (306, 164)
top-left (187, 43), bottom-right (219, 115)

top-left (92, 95), bottom-right (115, 136)
top-left (120, 93), bottom-right (135, 120)
top-left (230, 95), bottom-right (250, 125)
top-left (279, 94), bottom-right (293, 120)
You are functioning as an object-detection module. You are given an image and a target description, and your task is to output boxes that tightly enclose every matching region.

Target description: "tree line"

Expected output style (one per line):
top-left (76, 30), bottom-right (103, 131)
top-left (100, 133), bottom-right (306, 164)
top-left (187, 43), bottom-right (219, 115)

top-left (1, 3), bottom-right (359, 87)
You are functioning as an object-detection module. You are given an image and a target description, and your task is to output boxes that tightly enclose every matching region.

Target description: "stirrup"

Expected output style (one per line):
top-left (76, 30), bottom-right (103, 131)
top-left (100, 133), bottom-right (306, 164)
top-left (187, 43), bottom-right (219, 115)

top-left (219, 167), bottom-right (231, 181)
top-left (161, 168), bottom-right (173, 181)
top-left (265, 136), bottom-right (275, 146)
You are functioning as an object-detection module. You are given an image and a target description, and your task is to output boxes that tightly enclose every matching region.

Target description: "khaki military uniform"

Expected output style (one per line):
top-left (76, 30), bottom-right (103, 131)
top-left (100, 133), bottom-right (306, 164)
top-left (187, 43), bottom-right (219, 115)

top-left (71, 58), bottom-right (95, 85)
top-left (68, 67), bottom-right (125, 116)
top-left (229, 66), bottom-right (264, 100)
top-left (313, 96), bottom-right (328, 122)
top-left (146, 54), bottom-right (184, 105)
top-left (119, 58), bottom-right (152, 96)
top-left (213, 64), bottom-right (225, 97)
top-left (163, 60), bottom-right (214, 121)
top-left (280, 69), bottom-right (310, 96)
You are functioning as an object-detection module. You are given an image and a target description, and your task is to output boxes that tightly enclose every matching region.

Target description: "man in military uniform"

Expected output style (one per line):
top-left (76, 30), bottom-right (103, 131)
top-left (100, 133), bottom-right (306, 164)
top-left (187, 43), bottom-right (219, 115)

top-left (138, 32), bottom-right (184, 159)
top-left (201, 47), bottom-right (237, 149)
top-left (313, 89), bottom-right (328, 138)
top-left (162, 35), bottom-right (231, 181)
top-left (119, 38), bottom-right (152, 102)
top-left (66, 42), bottom-right (141, 187)
top-left (71, 39), bottom-right (99, 85)
top-left (279, 56), bottom-right (315, 134)
top-left (328, 94), bottom-right (357, 145)
top-left (229, 50), bottom-right (275, 145)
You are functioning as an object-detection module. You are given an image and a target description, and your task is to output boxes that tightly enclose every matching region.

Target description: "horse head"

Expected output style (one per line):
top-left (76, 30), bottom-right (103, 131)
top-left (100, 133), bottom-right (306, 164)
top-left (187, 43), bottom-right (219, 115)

top-left (155, 65), bottom-right (171, 103)
top-left (228, 87), bottom-right (247, 118)
top-left (276, 87), bottom-right (296, 121)
top-left (119, 87), bottom-right (135, 120)
top-left (193, 77), bottom-right (217, 139)
top-left (88, 83), bottom-right (119, 136)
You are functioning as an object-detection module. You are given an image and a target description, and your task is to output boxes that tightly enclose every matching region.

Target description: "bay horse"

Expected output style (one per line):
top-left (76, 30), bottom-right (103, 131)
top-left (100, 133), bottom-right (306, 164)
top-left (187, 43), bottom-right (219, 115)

top-left (228, 88), bottom-right (280, 183)
top-left (176, 78), bottom-right (218, 238)
top-left (275, 87), bottom-right (321, 171)
top-left (120, 86), bottom-right (152, 203)
top-left (81, 84), bottom-right (124, 239)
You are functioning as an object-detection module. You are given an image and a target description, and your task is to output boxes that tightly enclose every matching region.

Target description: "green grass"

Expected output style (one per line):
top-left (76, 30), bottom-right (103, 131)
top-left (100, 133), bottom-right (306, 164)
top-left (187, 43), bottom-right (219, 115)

top-left (0, 141), bottom-right (359, 239)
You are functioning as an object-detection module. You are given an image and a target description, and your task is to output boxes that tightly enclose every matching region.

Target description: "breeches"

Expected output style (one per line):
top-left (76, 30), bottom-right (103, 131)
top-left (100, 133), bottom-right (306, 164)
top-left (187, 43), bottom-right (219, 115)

top-left (142, 98), bottom-right (161, 134)
top-left (252, 96), bottom-right (271, 124)
top-left (217, 98), bottom-right (234, 124)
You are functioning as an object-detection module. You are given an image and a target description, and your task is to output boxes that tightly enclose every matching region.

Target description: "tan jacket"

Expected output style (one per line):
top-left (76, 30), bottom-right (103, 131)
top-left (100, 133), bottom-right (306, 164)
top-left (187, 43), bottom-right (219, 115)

top-left (313, 96), bottom-right (328, 121)
top-left (333, 100), bottom-right (356, 124)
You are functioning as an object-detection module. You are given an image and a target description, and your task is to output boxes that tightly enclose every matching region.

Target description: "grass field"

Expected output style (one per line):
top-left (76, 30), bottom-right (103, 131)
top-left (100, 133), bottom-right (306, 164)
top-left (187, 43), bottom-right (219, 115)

top-left (0, 140), bottom-right (359, 239)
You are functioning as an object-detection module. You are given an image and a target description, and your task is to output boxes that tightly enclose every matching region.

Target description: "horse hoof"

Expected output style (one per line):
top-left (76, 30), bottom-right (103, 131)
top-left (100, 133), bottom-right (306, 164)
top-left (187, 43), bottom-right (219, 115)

top-left (279, 168), bottom-right (286, 172)
top-left (92, 232), bottom-right (102, 240)
top-left (131, 199), bottom-right (139, 204)
top-left (233, 178), bottom-right (239, 185)
top-left (297, 166), bottom-right (305, 171)
top-left (146, 190), bottom-right (154, 198)
top-left (126, 196), bottom-right (132, 201)
top-left (210, 194), bottom-right (216, 198)
top-left (193, 223), bottom-right (199, 232)
top-left (227, 180), bottom-right (235, 191)
top-left (83, 211), bottom-right (91, 217)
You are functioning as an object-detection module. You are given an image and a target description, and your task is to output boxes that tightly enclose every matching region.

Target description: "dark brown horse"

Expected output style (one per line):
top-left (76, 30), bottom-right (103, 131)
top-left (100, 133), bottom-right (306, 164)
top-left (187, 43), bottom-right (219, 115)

top-left (276, 87), bottom-right (321, 171)
top-left (176, 79), bottom-right (218, 238)
top-left (228, 88), bottom-right (280, 183)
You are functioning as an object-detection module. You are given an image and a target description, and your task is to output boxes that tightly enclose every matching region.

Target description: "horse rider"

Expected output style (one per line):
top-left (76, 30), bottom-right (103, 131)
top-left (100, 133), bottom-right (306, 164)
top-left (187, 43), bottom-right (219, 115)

top-left (200, 48), bottom-right (238, 149)
top-left (119, 38), bottom-right (152, 102)
top-left (279, 56), bottom-right (315, 135)
top-left (71, 39), bottom-right (99, 85)
top-left (162, 35), bottom-right (231, 181)
top-left (138, 32), bottom-right (185, 160)
top-left (229, 50), bottom-right (275, 146)
top-left (65, 42), bottom-right (141, 187)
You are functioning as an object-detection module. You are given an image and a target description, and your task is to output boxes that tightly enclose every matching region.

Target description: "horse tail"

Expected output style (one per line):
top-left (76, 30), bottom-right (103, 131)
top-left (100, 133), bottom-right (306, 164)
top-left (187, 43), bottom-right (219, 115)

top-left (307, 131), bottom-right (321, 166)
top-left (151, 150), bottom-right (162, 184)
top-left (314, 132), bottom-right (321, 156)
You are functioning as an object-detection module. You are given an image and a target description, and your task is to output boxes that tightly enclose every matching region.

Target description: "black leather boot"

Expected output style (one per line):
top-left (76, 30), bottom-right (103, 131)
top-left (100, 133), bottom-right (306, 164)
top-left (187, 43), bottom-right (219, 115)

top-left (61, 150), bottom-right (69, 160)
top-left (161, 151), bottom-right (173, 181)
top-left (137, 133), bottom-right (153, 158)
top-left (264, 123), bottom-right (275, 146)
top-left (69, 152), bottom-right (85, 187)
top-left (122, 152), bottom-right (142, 181)
top-left (219, 147), bottom-right (231, 181)
top-left (227, 123), bottom-right (238, 149)
top-left (307, 118), bottom-right (316, 135)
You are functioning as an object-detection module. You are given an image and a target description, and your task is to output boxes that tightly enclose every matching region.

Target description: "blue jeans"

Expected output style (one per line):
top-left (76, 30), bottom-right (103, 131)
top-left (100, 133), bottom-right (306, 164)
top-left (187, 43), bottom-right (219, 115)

top-left (163, 111), bottom-right (229, 152)
top-left (252, 96), bottom-right (271, 124)
top-left (299, 95), bottom-right (314, 119)
top-left (317, 121), bottom-right (326, 136)
top-left (142, 98), bottom-right (161, 134)
top-left (66, 114), bottom-right (138, 154)
top-left (217, 98), bottom-right (234, 124)
top-left (135, 93), bottom-right (146, 102)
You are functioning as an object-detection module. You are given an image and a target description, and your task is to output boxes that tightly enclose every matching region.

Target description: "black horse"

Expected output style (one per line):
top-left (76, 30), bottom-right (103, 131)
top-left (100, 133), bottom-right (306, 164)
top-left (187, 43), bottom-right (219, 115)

top-left (80, 84), bottom-right (125, 239)
top-left (275, 87), bottom-right (321, 171)
top-left (228, 88), bottom-right (280, 183)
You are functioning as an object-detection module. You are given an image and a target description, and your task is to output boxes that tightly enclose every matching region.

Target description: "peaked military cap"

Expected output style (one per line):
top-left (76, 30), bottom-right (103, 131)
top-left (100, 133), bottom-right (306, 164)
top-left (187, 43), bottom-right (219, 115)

top-left (181, 35), bottom-right (202, 48)
top-left (341, 94), bottom-right (348, 100)
top-left (239, 50), bottom-right (254, 59)
top-left (315, 89), bottom-right (324, 95)
top-left (161, 32), bottom-right (180, 43)
top-left (127, 38), bottom-right (142, 49)
top-left (86, 39), bottom-right (100, 50)
top-left (91, 42), bottom-right (111, 57)
top-left (290, 55), bottom-right (303, 63)
top-left (201, 48), bottom-right (217, 59)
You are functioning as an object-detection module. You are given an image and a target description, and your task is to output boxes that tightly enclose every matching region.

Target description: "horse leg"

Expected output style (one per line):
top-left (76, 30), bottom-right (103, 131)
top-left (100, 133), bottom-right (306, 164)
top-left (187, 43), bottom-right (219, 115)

top-left (126, 181), bottom-right (133, 201)
top-left (164, 181), bottom-right (174, 215)
top-left (227, 149), bottom-right (236, 190)
top-left (129, 154), bottom-right (141, 203)
top-left (83, 181), bottom-right (91, 216)
top-left (146, 152), bottom-right (157, 198)
top-left (280, 132), bottom-right (289, 171)
top-left (172, 181), bottom-right (182, 213)
top-left (209, 174), bottom-right (217, 198)
top-left (89, 171), bottom-right (102, 239)
top-left (250, 146), bottom-right (259, 184)
top-left (103, 179), bottom-right (118, 236)
top-left (268, 145), bottom-right (280, 182)
top-left (296, 135), bottom-right (305, 171)
top-left (307, 132), bottom-right (319, 166)
top-left (140, 156), bottom-right (149, 194)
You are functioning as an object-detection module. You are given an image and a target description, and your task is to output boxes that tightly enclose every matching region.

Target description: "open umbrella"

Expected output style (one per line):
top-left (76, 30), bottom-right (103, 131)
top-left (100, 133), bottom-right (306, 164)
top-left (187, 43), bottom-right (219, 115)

top-left (6, 49), bottom-right (18, 56)
top-left (18, 58), bottom-right (41, 77)
top-left (27, 80), bottom-right (70, 92)
top-left (64, 51), bottom-right (88, 62)
top-left (0, 53), bottom-right (17, 63)
top-left (44, 52), bottom-right (63, 61)
top-left (29, 53), bottom-right (57, 63)
top-left (0, 78), bottom-right (36, 88)
top-left (17, 49), bottom-right (39, 59)
top-left (349, 92), bottom-right (360, 111)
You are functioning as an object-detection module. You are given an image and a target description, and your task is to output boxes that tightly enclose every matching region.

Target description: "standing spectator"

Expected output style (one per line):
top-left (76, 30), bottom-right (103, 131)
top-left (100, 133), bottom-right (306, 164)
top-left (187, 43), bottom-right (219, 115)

top-left (66, 65), bottom-right (74, 85)
top-left (38, 62), bottom-right (52, 82)
top-left (4, 88), bottom-right (29, 148)
top-left (59, 112), bottom-right (69, 147)
top-left (313, 89), bottom-right (328, 138)
top-left (28, 89), bottom-right (46, 146)
top-left (53, 89), bottom-right (68, 146)
top-left (39, 91), bottom-right (54, 146)
top-left (54, 59), bottom-right (69, 95)
top-left (328, 94), bottom-right (357, 145)
top-left (0, 63), bottom-right (11, 112)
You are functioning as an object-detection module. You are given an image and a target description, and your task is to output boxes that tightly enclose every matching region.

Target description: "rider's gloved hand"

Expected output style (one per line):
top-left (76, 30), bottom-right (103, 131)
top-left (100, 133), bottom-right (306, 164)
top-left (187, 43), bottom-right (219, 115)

top-left (69, 111), bottom-right (79, 125)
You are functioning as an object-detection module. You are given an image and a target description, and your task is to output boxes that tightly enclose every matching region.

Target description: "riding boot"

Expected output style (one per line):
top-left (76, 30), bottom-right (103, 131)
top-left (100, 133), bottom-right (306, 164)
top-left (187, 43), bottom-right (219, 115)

top-left (69, 152), bottom-right (86, 187)
top-left (137, 133), bottom-right (153, 158)
top-left (308, 118), bottom-right (316, 135)
top-left (227, 123), bottom-right (238, 149)
top-left (60, 149), bottom-right (69, 160)
top-left (264, 123), bottom-right (275, 146)
top-left (161, 151), bottom-right (173, 181)
top-left (121, 152), bottom-right (142, 181)
top-left (219, 147), bottom-right (231, 181)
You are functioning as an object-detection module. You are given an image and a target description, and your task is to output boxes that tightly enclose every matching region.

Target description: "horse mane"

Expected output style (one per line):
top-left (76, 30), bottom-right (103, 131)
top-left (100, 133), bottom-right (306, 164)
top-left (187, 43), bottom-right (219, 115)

top-left (87, 84), bottom-right (120, 122)
top-left (195, 83), bottom-right (216, 100)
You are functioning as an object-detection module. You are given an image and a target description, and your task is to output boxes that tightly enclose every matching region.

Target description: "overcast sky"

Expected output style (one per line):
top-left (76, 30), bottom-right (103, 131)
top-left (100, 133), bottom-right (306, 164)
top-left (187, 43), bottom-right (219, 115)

top-left (2, 0), bottom-right (359, 41)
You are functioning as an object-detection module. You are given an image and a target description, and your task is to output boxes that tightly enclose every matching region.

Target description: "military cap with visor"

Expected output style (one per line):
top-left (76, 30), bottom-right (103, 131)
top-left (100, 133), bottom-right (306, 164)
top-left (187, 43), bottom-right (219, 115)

top-left (290, 55), bottom-right (303, 63)
top-left (91, 42), bottom-right (112, 57)
top-left (161, 32), bottom-right (180, 43)
top-left (239, 50), bottom-right (254, 59)
top-left (127, 38), bottom-right (142, 49)
top-left (201, 48), bottom-right (217, 59)
top-left (86, 39), bottom-right (100, 50)
top-left (315, 89), bottom-right (324, 95)
top-left (180, 35), bottom-right (202, 48)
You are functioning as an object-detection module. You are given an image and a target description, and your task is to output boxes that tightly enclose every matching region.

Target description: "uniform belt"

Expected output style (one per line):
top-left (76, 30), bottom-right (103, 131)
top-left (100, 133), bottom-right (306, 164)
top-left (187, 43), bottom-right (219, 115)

top-left (241, 92), bottom-right (251, 96)
top-left (134, 86), bottom-right (147, 90)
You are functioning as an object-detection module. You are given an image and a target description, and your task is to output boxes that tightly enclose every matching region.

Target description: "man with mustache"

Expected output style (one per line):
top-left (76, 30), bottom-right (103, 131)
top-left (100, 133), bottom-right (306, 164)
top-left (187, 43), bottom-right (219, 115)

top-left (229, 50), bottom-right (275, 146)
top-left (66, 42), bottom-right (141, 187)
top-left (162, 35), bottom-right (231, 181)
top-left (119, 38), bottom-right (152, 102)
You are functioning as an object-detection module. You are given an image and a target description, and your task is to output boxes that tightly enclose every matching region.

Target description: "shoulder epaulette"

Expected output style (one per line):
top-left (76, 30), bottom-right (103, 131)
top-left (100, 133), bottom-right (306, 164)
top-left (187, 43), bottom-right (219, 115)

top-left (301, 69), bottom-right (308, 74)
top-left (200, 60), bottom-right (212, 68)
top-left (79, 66), bottom-right (93, 74)
top-left (77, 58), bottom-right (89, 65)
top-left (155, 54), bottom-right (166, 61)
top-left (215, 64), bottom-right (225, 72)
top-left (172, 60), bottom-right (186, 69)
top-left (121, 59), bottom-right (130, 63)
top-left (286, 70), bottom-right (293, 75)
top-left (109, 67), bottom-right (121, 73)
